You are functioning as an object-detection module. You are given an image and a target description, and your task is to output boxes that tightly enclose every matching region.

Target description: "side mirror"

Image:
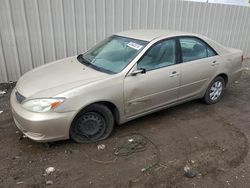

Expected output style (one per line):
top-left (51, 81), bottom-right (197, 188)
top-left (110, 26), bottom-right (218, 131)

top-left (131, 68), bottom-right (146, 76)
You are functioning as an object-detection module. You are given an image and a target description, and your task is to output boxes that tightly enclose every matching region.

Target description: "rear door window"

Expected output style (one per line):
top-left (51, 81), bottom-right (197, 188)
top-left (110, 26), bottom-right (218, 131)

top-left (179, 37), bottom-right (217, 62)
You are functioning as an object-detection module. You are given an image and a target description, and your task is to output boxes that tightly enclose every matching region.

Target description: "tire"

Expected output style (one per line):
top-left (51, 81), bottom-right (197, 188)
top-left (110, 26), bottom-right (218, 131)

top-left (70, 104), bottom-right (114, 143)
top-left (203, 76), bottom-right (225, 105)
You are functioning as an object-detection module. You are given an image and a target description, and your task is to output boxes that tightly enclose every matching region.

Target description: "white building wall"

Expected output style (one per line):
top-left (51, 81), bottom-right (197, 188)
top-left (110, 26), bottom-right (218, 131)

top-left (0, 0), bottom-right (249, 82)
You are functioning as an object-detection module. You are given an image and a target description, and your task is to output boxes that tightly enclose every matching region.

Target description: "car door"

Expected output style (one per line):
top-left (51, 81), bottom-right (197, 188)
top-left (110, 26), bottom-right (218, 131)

top-left (178, 37), bottom-right (219, 100)
top-left (124, 38), bottom-right (181, 118)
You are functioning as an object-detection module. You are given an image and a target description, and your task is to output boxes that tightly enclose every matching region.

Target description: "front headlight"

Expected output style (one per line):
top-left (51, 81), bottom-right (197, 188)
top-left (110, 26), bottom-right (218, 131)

top-left (22, 98), bottom-right (65, 112)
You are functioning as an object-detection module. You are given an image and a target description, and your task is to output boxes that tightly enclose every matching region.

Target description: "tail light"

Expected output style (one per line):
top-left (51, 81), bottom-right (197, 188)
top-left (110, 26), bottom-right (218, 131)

top-left (241, 54), bottom-right (244, 63)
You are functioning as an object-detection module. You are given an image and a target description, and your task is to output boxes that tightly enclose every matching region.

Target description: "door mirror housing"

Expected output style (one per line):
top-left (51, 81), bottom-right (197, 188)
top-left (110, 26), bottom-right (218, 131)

top-left (131, 68), bottom-right (146, 76)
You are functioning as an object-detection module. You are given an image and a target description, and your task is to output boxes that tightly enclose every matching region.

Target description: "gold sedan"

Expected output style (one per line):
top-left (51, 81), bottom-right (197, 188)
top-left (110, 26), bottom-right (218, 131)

top-left (11, 30), bottom-right (244, 143)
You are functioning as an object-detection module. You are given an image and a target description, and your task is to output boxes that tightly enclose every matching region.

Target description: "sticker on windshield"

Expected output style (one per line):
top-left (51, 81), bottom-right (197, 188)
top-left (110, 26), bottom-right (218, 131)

top-left (127, 42), bottom-right (143, 50)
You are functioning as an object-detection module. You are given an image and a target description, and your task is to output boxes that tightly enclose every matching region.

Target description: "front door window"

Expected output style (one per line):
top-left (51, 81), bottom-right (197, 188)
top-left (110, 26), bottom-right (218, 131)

top-left (137, 39), bottom-right (176, 71)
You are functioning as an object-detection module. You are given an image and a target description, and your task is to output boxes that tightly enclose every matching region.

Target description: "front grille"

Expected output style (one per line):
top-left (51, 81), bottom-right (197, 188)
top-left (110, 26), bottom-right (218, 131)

top-left (15, 91), bottom-right (26, 103)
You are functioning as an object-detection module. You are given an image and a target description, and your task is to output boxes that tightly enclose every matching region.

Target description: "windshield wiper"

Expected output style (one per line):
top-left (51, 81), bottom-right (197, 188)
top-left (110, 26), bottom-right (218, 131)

top-left (77, 54), bottom-right (91, 66)
top-left (77, 54), bottom-right (114, 74)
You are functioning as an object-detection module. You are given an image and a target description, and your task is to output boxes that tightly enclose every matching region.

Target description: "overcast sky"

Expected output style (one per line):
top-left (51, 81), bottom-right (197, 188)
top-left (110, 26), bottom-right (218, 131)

top-left (187, 0), bottom-right (250, 6)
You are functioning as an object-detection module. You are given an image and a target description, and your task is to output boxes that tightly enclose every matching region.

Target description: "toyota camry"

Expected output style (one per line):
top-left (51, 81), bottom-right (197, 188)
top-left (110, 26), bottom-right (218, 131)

top-left (11, 30), bottom-right (244, 143)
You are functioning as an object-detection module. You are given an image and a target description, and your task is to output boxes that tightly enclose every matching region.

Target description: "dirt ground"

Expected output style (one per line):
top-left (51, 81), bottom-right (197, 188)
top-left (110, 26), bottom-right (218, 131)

top-left (0, 60), bottom-right (250, 188)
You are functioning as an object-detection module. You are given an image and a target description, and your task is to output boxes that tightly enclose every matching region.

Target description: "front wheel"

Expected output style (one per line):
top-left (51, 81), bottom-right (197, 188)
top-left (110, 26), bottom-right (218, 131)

top-left (70, 104), bottom-right (114, 143)
top-left (203, 76), bottom-right (225, 105)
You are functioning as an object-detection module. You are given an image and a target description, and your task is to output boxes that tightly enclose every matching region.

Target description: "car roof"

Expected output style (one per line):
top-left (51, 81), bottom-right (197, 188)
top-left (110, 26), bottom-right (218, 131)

top-left (116, 29), bottom-right (195, 42)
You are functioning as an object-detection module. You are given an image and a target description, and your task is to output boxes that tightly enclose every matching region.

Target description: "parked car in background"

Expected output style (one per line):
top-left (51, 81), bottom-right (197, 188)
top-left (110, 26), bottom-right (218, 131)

top-left (11, 30), bottom-right (244, 143)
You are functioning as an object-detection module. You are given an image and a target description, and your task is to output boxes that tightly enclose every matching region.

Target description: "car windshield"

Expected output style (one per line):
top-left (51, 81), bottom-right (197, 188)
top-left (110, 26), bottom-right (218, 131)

top-left (77, 35), bottom-right (148, 74)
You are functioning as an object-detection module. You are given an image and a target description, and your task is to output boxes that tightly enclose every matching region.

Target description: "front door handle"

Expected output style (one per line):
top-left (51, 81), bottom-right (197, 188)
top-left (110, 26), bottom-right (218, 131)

top-left (170, 71), bottom-right (179, 77)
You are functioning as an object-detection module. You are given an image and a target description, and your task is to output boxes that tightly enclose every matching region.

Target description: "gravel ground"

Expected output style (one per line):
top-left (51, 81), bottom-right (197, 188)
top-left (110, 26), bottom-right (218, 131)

top-left (0, 60), bottom-right (250, 188)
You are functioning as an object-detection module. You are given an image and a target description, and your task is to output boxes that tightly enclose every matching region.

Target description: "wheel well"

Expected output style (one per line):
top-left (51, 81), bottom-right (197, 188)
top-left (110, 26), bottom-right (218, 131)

top-left (217, 73), bottom-right (228, 86)
top-left (77, 101), bottom-right (120, 125)
top-left (98, 102), bottom-right (120, 124)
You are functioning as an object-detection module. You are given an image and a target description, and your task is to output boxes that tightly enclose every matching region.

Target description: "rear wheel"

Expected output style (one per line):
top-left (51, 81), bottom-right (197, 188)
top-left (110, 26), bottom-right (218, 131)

top-left (70, 104), bottom-right (114, 143)
top-left (203, 76), bottom-right (225, 105)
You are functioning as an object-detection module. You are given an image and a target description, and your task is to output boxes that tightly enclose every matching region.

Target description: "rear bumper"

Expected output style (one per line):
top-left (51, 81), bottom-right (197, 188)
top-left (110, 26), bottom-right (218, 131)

top-left (10, 90), bottom-right (76, 142)
top-left (228, 68), bottom-right (243, 85)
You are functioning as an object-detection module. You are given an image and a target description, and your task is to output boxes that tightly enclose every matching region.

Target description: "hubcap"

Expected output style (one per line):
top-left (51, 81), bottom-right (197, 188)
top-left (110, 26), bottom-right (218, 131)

top-left (76, 112), bottom-right (106, 139)
top-left (209, 81), bottom-right (223, 101)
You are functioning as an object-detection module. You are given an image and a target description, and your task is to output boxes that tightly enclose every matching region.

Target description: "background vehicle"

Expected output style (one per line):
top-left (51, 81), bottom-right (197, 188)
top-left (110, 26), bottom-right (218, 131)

top-left (11, 30), bottom-right (244, 143)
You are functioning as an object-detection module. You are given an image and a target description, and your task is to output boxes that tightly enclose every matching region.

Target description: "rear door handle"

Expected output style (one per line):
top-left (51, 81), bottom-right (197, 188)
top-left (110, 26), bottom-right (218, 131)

top-left (170, 71), bottom-right (179, 77)
top-left (211, 61), bottom-right (219, 66)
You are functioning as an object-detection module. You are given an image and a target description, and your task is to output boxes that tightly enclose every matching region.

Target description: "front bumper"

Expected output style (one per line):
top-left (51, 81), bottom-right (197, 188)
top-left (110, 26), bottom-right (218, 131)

top-left (10, 90), bottom-right (76, 142)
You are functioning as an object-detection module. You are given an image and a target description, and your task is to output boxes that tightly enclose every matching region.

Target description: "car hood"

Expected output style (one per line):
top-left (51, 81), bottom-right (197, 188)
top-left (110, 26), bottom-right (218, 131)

top-left (16, 56), bottom-right (110, 98)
